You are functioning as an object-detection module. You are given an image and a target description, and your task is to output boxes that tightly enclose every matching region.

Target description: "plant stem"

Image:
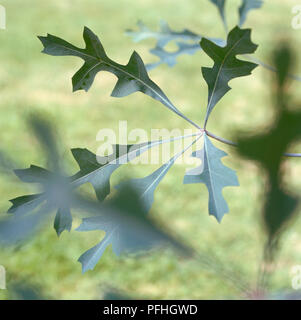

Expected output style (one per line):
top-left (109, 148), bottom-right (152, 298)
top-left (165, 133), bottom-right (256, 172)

top-left (205, 130), bottom-right (238, 146)
top-left (205, 129), bottom-right (301, 158)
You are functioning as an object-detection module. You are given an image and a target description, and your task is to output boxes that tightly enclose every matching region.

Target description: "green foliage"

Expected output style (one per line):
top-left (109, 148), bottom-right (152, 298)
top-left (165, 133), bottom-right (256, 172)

top-left (0, 0), bottom-right (301, 299)
top-left (39, 27), bottom-right (198, 128)
top-left (35, 25), bottom-right (257, 232)
top-left (77, 186), bottom-right (190, 272)
top-left (200, 26), bottom-right (258, 127)
top-left (237, 45), bottom-right (301, 243)
top-left (184, 133), bottom-right (239, 222)
top-left (236, 44), bottom-right (301, 290)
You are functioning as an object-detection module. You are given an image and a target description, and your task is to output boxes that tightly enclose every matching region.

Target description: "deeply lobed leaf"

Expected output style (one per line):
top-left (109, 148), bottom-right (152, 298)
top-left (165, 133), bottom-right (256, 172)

top-left (126, 20), bottom-right (200, 48)
top-left (77, 186), bottom-right (191, 272)
top-left (201, 26), bottom-right (258, 127)
top-left (184, 133), bottom-right (239, 222)
top-left (9, 139), bottom-right (172, 236)
top-left (38, 27), bottom-right (192, 123)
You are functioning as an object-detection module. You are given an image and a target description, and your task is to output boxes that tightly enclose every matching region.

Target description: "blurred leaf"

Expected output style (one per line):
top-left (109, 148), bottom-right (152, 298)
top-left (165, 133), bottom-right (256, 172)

top-left (9, 169), bottom-right (74, 236)
top-left (77, 186), bottom-right (191, 273)
top-left (0, 204), bottom-right (50, 245)
top-left (8, 282), bottom-right (44, 300)
top-left (103, 289), bottom-right (133, 300)
top-left (209, 0), bottom-right (227, 31)
top-left (146, 39), bottom-right (225, 71)
top-left (184, 133), bottom-right (239, 222)
top-left (270, 291), bottom-right (301, 300)
top-left (9, 130), bottom-right (181, 236)
top-left (237, 44), bottom-right (301, 241)
top-left (239, 0), bottom-right (264, 27)
top-left (77, 138), bottom-right (200, 272)
top-left (201, 26), bottom-right (258, 127)
top-left (126, 20), bottom-right (200, 48)
top-left (146, 43), bottom-right (201, 71)
top-left (0, 150), bottom-right (19, 175)
top-left (29, 116), bottom-right (60, 172)
top-left (126, 21), bottom-right (225, 71)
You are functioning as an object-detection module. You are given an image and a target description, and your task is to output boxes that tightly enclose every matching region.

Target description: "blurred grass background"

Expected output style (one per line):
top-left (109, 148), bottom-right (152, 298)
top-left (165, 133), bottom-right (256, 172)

top-left (0, 0), bottom-right (301, 299)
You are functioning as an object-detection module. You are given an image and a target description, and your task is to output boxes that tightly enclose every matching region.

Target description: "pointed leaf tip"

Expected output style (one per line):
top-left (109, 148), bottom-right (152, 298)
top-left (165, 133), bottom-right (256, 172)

top-left (201, 26), bottom-right (258, 127)
top-left (184, 134), bottom-right (239, 222)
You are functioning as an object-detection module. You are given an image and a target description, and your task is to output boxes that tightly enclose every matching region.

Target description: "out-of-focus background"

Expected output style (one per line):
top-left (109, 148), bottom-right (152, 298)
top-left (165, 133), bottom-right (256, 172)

top-left (0, 0), bottom-right (301, 299)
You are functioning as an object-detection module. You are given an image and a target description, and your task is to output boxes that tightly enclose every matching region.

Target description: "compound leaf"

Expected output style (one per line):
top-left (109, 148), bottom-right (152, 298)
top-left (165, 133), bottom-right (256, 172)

top-left (201, 26), bottom-right (258, 127)
top-left (184, 133), bottom-right (239, 222)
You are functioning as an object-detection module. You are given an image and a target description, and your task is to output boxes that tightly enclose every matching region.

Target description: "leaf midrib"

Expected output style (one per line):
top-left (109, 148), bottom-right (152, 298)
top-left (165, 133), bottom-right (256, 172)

top-left (51, 39), bottom-right (199, 127)
top-left (204, 31), bottom-right (249, 126)
top-left (204, 136), bottom-right (222, 217)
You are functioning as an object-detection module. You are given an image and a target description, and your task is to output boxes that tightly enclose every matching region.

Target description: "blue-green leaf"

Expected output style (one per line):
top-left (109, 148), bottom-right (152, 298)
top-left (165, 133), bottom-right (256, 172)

top-left (239, 0), bottom-right (263, 27)
top-left (115, 136), bottom-right (201, 213)
top-left (115, 156), bottom-right (177, 213)
top-left (77, 187), bottom-right (191, 272)
top-left (8, 194), bottom-right (44, 215)
top-left (38, 27), bottom-right (192, 123)
top-left (9, 139), bottom-right (170, 235)
top-left (70, 147), bottom-right (120, 202)
top-left (184, 133), bottom-right (239, 222)
top-left (126, 21), bottom-right (224, 71)
top-left (54, 206), bottom-right (72, 236)
top-left (70, 140), bottom-right (170, 202)
top-left (14, 165), bottom-right (52, 184)
top-left (209, 0), bottom-right (227, 31)
top-left (0, 204), bottom-right (51, 245)
top-left (126, 20), bottom-right (200, 48)
top-left (201, 26), bottom-right (258, 127)
top-left (146, 43), bottom-right (200, 71)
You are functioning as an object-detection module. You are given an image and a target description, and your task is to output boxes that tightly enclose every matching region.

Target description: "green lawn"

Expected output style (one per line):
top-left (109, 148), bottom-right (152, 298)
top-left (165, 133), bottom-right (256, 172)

top-left (0, 0), bottom-right (301, 299)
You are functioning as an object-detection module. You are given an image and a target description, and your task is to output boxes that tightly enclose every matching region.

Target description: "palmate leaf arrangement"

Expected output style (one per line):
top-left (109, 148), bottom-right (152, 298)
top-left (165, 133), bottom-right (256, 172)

top-left (3, 0), bottom-right (301, 279)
